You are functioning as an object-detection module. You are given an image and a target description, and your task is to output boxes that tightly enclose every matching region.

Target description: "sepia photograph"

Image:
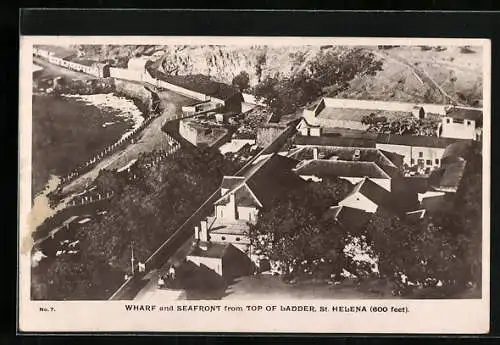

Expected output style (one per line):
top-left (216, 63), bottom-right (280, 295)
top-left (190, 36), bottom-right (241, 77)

top-left (18, 35), bottom-right (490, 333)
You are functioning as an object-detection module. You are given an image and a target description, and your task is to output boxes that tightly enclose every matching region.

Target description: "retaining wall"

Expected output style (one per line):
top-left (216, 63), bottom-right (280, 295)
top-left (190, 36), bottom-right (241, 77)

top-left (142, 70), bottom-right (210, 102)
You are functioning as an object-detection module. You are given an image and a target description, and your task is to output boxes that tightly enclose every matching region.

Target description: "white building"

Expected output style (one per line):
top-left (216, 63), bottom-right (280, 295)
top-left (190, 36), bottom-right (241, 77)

top-left (300, 97), bottom-right (450, 134)
top-left (188, 154), bottom-right (304, 269)
top-left (439, 108), bottom-right (483, 140)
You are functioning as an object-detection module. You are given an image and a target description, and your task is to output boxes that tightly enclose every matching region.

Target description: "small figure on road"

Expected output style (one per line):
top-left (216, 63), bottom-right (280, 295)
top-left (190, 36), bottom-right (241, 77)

top-left (169, 265), bottom-right (176, 280)
top-left (158, 276), bottom-right (165, 289)
top-left (138, 262), bottom-right (145, 272)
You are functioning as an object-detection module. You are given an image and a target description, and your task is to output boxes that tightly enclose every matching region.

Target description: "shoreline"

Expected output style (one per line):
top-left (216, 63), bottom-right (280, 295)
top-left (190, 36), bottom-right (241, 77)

top-left (63, 93), bottom-right (145, 141)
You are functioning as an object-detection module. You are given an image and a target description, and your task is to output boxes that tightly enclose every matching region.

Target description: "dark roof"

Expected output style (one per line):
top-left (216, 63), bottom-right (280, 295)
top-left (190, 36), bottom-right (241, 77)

top-left (215, 154), bottom-right (304, 208)
top-left (294, 134), bottom-right (377, 148)
top-left (446, 108), bottom-right (482, 122)
top-left (295, 160), bottom-right (390, 179)
top-left (188, 243), bottom-right (232, 258)
top-left (376, 134), bottom-right (467, 148)
top-left (346, 178), bottom-right (393, 208)
top-left (245, 154), bottom-right (304, 206)
top-left (441, 141), bottom-right (472, 165)
top-left (429, 160), bottom-right (467, 192)
top-left (324, 206), bottom-right (371, 231)
top-left (146, 67), bottom-right (240, 101)
top-left (376, 163), bottom-right (401, 178)
top-left (221, 176), bottom-right (244, 190)
top-left (215, 184), bottom-right (261, 207)
top-left (379, 150), bottom-right (405, 168)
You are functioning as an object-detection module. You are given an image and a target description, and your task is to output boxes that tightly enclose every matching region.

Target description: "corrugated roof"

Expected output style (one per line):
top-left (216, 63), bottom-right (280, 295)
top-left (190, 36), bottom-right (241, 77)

top-left (295, 160), bottom-right (390, 179)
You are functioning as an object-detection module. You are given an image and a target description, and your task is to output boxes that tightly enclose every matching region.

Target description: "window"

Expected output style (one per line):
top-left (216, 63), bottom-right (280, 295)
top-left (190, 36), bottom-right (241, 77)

top-left (426, 159), bottom-right (432, 165)
top-left (467, 120), bottom-right (471, 126)
top-left (435, 158), bottom-right (440, 165)
top-left (236, 237), bottom-right (241, 242)
top-left (221, 236), bottom-right (226, 241)
top-left (446, 118), bottom-right (451, 124)
top-left (419, 152), bottom-right (423, 158)
top-left (411, 159), bottom-right (415, 165)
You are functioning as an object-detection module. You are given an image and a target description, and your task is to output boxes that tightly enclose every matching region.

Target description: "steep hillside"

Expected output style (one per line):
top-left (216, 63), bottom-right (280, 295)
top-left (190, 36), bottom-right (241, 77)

top-left (72, 44), bottom-right (484, 107)
top-left (338, 45), bottom-right (484, 107)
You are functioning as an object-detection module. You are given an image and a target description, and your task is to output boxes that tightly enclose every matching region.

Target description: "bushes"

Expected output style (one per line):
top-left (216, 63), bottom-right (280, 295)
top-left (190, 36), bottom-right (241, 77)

top-left (253, 48), bottom-right (383, 118)
top-left (32, 147), bottom-right (234, 299)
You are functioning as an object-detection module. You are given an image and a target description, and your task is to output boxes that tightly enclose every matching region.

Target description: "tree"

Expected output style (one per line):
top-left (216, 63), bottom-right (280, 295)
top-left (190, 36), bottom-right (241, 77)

top-left (248, 179), bottom-right (354, 279)
top-left (365, 209), bottom-right (467, 297)
top-left (361, 114), bottom-right (439, 136)
top-left (253, 47), bottom-right (383, 118)
top-left (34, 147), bottom-right (236, 299)
top-left (232, 71), bottom-right (250, 92)
top-left (95, 169), bottom-right (127, 195)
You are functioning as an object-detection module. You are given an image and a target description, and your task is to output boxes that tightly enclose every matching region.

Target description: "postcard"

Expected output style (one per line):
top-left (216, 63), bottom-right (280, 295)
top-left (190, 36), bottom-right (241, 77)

top-left (19, 35), bottom-right (490, 333)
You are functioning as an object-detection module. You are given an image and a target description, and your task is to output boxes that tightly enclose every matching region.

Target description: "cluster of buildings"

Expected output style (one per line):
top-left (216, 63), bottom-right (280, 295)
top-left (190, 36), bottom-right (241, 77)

top-left (33, 45), bottom-right (482, 281)
top-left (33, 45), bottom-right (111, 78)
top-left (183, 96), bottom-right (482, 280)
top-left (298, 97), bottom-right (482, 141)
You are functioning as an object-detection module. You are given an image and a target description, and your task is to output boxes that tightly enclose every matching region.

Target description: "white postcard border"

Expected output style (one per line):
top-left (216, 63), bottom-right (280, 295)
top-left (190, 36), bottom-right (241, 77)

top-left (18, 36), bottom-right (491, 334)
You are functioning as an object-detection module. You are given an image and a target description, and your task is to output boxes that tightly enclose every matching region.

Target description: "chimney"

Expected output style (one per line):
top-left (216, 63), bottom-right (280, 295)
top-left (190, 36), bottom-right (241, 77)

top-left (194, 226), bottom-right (200, 240)
top-left (313, 147), bottom-right (318, 160)
top-left (200, 220), bottom-right (208, 242)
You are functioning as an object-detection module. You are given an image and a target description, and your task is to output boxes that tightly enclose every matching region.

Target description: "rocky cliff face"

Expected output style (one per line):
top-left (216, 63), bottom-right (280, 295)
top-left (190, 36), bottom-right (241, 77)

top-left (155, 45), bottom-right (328, 86)
top-left (75, 44), bottom-right (335, 87)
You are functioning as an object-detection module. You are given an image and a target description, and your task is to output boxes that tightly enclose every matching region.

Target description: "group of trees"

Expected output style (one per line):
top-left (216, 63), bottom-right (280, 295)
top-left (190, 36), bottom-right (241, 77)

top-left (32, 147), bottom-right (237, 300)
top-left (252, 48), bottom-right (383, 118)
top-left (249, 143), bottom-right (482, 297)
top-left (248, 178), bottom-right (354, 279)
top-left (232, 71), bottom-right (250, 92)
top-left (361, 113), bottom-right (438, 136)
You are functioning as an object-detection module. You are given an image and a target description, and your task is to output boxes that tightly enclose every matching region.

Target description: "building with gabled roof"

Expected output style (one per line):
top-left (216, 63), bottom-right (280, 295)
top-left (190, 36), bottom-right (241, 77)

top-left (186, 242), bottom-right (253, 278)
top-left (291, 146), bottom-right (404, 191)
top-left (189, 153), bottom-right (305, 271)
top-left (339, 177), bottom-right (394, 213)
top-left (300, 97), bottom-right (450, 133)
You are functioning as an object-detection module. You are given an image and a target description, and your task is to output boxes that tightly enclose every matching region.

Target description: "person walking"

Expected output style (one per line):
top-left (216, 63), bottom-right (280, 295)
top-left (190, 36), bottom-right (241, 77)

top-left (158, 275), bottom-right (165, 289)
top-left (169, 265), bottom-right (176, 280)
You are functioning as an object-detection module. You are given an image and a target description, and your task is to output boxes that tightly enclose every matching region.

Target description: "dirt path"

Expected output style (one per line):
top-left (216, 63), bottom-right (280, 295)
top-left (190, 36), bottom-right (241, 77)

top-left (60, 88), bottom-right (195, 196)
